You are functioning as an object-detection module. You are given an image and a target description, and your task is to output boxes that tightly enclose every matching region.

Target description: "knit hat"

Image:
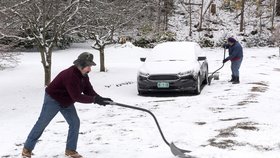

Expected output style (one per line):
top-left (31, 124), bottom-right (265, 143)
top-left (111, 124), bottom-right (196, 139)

top-left (227, 37), bottom-right (236, 43)
top-left (73, 52), bottom-right (96, 68)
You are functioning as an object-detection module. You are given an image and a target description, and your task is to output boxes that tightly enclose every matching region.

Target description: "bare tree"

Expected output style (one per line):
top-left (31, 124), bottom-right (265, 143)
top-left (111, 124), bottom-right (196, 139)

top-left (1, 0), bottom-right (148, 80)
top-left (154, 0), bottom-right (174, 32)
top-left (239, 0), bottom-right (245, 32)
top-left (253, 0), bottom-right (276, 34)
top-left (156, 0), bottom-right (162, 33)
top-left (0, 0), bottom-right (92, 86)
top-left (198, 0), bottom-right (204, 31)
top-left (180, 0), bottom-right (193, 36)
top-left (163, 0), bottom-right (174, 31)
top-left (271, 0), bottom-right (276, 31)
top-left (197, 0), bottom-right (215, 31)
top-left (87, 28), bottom-right (114, 72)
top-left (276, 0), bottom-right (280, 16)
top-left (256, 0), bottom-right (264, 34)
top-left (188, 0), bottom-right (193, 36)
top-left (82, 0), bottom-right (147, 72)
top-left (180, 0), bottom-right (202, 36)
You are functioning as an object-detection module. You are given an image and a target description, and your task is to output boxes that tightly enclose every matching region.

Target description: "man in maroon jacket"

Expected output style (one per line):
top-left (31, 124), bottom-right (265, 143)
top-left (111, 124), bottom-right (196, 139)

top-left (22, 52), bottom-right (112, 158)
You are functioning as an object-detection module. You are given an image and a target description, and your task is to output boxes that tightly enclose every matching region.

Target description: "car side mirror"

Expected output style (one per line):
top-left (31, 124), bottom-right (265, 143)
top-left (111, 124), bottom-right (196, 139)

top-left (140, 57), bottom-right (146, 62)
top-left (198, 56), bottom-right (206, 61)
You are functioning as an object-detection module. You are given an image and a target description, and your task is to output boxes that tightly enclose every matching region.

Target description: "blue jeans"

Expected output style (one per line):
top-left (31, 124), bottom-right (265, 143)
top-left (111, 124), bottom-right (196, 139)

top-left (24, 93), bottom-right (80, 151)
top-left (231, 58), bottom-right (243, 77)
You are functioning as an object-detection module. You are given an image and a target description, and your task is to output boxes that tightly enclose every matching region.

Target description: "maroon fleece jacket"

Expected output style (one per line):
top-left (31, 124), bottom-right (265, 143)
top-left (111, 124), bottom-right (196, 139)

top-left (46, 65), bottom-right (98, 107)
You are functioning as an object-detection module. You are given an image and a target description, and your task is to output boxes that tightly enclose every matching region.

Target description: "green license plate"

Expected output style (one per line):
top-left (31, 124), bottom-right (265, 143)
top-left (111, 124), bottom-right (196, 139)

top-left (157, 82), bottom-right (169, 88)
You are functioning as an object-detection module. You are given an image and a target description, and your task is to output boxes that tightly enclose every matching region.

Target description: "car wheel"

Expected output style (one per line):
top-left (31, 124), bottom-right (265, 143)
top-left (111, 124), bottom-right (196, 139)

top-left (194, 75), bottom-right (201, 95)
top-left (202, 67), bottom-right (209, 85)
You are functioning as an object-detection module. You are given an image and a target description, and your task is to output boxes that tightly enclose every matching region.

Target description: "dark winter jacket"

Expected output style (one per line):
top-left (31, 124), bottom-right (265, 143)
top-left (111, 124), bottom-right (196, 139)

top-left (224, 42), bottom-right (243, 61)
top-left (46, 65), bottom-right (98, 107)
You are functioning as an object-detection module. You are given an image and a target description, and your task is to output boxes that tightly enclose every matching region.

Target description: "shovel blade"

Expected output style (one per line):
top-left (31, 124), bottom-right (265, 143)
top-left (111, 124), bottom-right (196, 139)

top-left (213, 73), bottom-right (219, 80)
top-left (170, 142), bottom-right (196, 158)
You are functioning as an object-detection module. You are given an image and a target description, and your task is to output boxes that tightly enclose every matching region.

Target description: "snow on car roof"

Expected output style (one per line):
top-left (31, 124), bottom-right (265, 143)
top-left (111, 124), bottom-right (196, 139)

top-left (147, 41), bottom-right (200, 62)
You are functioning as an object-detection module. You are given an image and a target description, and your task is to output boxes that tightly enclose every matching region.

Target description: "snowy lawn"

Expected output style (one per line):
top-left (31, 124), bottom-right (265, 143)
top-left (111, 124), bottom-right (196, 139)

top-left (1, 43), bottom-right (280, 158)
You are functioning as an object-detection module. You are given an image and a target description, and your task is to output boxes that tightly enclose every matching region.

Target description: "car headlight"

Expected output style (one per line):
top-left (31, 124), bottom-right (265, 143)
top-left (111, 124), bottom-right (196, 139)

top-left (138, 71), bottom-right (149, 77)
top-left (178, 71), bottom-right (193, 76)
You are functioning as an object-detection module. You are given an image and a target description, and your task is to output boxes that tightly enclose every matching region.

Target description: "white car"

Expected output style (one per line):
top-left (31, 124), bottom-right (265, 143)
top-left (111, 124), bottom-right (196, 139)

top-left (137, 41), bottom-right (208, 95)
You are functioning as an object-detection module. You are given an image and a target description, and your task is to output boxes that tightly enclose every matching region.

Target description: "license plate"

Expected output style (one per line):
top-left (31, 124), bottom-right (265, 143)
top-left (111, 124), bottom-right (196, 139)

top-left (157, 82), bottom-right (169, 88)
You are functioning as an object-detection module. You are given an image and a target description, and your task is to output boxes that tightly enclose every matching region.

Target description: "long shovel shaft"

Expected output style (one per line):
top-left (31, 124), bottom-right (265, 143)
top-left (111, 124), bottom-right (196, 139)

top-left (208, 48), bottom-right (226, 85)
top-left (113, 102), bottom-right (170, 146)
top-left (109, 102), bottom-right (193, 157)
top-left (210, 48), bottom-right (226, 77)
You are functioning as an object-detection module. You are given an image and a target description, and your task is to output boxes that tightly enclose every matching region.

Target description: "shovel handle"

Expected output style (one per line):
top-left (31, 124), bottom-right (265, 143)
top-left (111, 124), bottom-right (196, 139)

top-left (209, 48), bottom-right (226, 77)
top-left (107, 101), bottom-right (192, 156)
top-left (108, 101), bottom-right (171, 147)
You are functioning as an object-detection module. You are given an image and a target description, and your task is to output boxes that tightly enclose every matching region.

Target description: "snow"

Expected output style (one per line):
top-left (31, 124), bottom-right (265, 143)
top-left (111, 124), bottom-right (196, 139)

top-left (149, 42), bottom-right (199, 62)
top-left (140, 42), bottom-right (202, 75)
top-left (1, 43), bottom-right (280, 158)
top-left (168, 0), bottom-right (279, 48)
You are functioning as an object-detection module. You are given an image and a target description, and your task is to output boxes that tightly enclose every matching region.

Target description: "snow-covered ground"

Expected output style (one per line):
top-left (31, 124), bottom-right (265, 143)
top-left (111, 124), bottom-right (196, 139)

top-left (1, 43), bottom-right (280, 158)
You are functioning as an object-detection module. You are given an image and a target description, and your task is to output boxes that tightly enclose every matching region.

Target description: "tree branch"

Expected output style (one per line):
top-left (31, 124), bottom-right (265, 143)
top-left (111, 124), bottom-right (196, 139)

top-left (45, 0), bottom-right (79, 29)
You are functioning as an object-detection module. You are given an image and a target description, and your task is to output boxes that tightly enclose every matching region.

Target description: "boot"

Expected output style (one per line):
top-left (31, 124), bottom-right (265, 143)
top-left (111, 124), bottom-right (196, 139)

top-left (232, 76), bottom-right (240, 84)
top-left (22, 147), bottom-right (33, 158)
top-left (228, 75), bottom-right (234, 82)
top-left (65, 150), bottom-right (83, 158)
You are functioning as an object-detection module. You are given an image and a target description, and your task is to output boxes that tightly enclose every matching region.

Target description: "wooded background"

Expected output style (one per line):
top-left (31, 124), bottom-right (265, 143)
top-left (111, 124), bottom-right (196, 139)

top-left (1, 0), bottom-right (280, 85)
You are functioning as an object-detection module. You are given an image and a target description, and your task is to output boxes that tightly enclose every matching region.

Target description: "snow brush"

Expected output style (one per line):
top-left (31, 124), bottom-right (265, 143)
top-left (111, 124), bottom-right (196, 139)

top-left (208, 48), bottom-right (226, 85)
top-left (107, 101), bottom-right (197, 158)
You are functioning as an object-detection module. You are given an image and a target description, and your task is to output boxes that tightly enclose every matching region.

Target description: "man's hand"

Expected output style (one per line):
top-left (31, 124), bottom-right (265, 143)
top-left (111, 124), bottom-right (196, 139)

top-left (94, 95), bottom-right (113, 106)
top-left (223, 59), bottom-right (229, 63)
top-left (222, 43), bottom-right (228, 49)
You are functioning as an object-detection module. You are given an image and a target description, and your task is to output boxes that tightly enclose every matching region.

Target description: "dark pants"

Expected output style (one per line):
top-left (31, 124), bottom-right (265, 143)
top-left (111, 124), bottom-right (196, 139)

top-left (24, 93), bottom-right (80, 151)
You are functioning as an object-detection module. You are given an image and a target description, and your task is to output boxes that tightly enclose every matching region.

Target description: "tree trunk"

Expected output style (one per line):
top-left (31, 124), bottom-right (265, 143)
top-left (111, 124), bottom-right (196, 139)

top-left (163, 0), bottom-right (169, 31)
top-left (39, 47), bottom-right (52, 86)
top-left (276, 0), bottom-right (280, 16)
top-left (110, 26), bottom-right (115, 43)
top-left (272, 0), bottom-right (276, 31)
top-left (198, 0), bottom-right (204, 31)
top-left (256, 0), bottom-right (263, 34)
top-left (206, 0), bottom-right (215, 15)
top-left (239, 0), bottom-right (245, 32)
top-left (163, 1), bottom-right (167, 31)
top-left (256, 0), bottom-right (260, 16)
top-left (99, 46), bottom-right (105, 72)
top-left (156, 0), bottom-right (162, 33)
top-left (189, 0), bottom-right (192, 36)
top-left (44, 65), bottom-right (51, 86)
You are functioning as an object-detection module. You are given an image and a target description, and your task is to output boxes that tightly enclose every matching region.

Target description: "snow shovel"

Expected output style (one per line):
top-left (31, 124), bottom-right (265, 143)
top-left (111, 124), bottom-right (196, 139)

top-left (208, 48), bottom-right (226, 85)
top-left (107, 101), bottom-right (196, 158)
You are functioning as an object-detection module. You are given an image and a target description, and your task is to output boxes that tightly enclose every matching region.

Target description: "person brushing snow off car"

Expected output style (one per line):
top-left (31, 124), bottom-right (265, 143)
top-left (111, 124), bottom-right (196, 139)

top-left (22, 52), bottom-right (113, 158)
top-left (223, 37), bottom-right (243, 84)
